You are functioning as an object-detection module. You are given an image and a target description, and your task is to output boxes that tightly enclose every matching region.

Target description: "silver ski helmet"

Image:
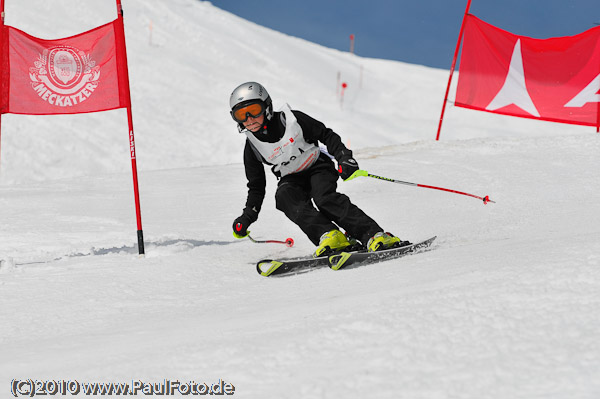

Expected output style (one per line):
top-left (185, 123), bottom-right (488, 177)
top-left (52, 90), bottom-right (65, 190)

top-left (229, 82), bottom-right (273, 125)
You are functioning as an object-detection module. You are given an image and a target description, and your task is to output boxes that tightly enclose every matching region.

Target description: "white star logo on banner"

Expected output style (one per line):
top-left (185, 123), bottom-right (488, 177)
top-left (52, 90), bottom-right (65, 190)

top-left (486, 39), bottom-right (540, 117)
top-left (565, 73), bottom-right (600, 107)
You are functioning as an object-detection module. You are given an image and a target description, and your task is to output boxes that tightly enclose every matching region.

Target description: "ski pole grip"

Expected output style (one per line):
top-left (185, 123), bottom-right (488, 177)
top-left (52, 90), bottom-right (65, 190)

top-left (349, 169), bottom-right (369, 180)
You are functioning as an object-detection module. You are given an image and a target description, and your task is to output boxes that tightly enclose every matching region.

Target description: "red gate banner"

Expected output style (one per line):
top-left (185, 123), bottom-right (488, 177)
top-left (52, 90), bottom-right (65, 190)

top-left (1, 19), bottom-right (130, 115)
top-left (455, 14), bottom-right (600, 127)
top-left (0, 1), bottom-right (145, 256)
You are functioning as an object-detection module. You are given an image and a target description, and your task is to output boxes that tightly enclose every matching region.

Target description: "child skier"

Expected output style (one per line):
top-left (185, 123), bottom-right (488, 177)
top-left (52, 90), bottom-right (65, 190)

top-left (230, 81), bottom-right (408, 257)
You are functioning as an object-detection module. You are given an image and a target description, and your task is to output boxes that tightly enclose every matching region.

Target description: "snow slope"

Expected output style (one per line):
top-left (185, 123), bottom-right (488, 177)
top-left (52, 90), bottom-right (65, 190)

top-left (1, 1), bottom-right (599, 398)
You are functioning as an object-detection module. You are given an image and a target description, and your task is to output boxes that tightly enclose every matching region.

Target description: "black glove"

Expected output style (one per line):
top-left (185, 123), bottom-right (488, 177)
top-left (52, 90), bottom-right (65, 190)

top-left (338, 156), bottom-right (359, 181)
top-left (232, 213), bottom-right (253, 238)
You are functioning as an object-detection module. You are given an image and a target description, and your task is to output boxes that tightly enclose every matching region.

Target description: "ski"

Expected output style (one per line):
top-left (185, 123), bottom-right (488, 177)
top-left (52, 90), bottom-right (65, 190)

top-left (256, 237), bottom-right (436, 276)
top-left (328, 236), bottom-right (437, 270)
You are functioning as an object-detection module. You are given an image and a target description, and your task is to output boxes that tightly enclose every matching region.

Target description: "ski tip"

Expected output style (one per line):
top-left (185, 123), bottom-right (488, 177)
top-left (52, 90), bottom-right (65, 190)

top-left (420, 236), bottom-right (437, 247)
top-left (328, 252), bottom-right (352, 270)
top-left (256, 260), bottom-right (283, 276)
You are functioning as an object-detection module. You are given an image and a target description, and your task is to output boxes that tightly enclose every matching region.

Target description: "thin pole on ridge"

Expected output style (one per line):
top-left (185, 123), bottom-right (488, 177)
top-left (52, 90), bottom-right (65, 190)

top-left (116, 0), bottom-right (145, 256)
top-left (435, 0), bottom-right (472, 141)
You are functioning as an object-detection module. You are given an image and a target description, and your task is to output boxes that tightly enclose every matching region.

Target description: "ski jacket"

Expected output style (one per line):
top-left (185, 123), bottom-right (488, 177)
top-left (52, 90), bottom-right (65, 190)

top-left (240, 106), bottom-right (352, 222)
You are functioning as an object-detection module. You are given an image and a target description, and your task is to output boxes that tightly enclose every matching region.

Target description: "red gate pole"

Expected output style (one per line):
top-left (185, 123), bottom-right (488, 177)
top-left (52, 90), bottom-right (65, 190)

top-left (435, 0), bottom-right (472, 141)
top-left (116, 0), bottom-right (145, 256)
top-left (0, 0), bottom-right (5, 166)
top-left (596, 40), bottom-right (600, 134)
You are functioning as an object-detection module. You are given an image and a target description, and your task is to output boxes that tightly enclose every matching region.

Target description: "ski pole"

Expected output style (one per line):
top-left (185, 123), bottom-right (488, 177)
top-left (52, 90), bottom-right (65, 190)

top-left (248, 234), bottom-right (294, 247)
top-left (351, 170), bottom-right (495, 204)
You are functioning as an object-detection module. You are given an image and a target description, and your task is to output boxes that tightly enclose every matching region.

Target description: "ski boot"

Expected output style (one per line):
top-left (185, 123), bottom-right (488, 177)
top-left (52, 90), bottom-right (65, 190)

top-left (367, 232), bottom-right (411, 252)
top-left (314, 229), bottom-right (351, 258)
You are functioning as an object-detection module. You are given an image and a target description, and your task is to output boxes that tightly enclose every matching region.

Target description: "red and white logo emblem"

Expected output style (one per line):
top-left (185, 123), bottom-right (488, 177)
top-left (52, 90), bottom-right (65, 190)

top-left (29, 46), bottom-right (100, 107)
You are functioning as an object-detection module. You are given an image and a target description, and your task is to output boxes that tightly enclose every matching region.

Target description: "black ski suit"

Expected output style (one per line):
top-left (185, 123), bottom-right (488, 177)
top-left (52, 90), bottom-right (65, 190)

top-left (240, 109), bottom-right (383, 246)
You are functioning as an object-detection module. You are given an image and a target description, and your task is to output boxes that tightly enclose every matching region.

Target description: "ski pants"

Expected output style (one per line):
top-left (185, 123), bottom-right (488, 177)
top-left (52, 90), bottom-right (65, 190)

top-left (275, 157), bottom-right (382, 246)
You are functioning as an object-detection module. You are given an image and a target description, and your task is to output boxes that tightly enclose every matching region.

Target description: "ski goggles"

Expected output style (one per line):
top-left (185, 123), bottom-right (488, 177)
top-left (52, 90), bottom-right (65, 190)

top-left (231, 101), bottom-right (265, 123)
